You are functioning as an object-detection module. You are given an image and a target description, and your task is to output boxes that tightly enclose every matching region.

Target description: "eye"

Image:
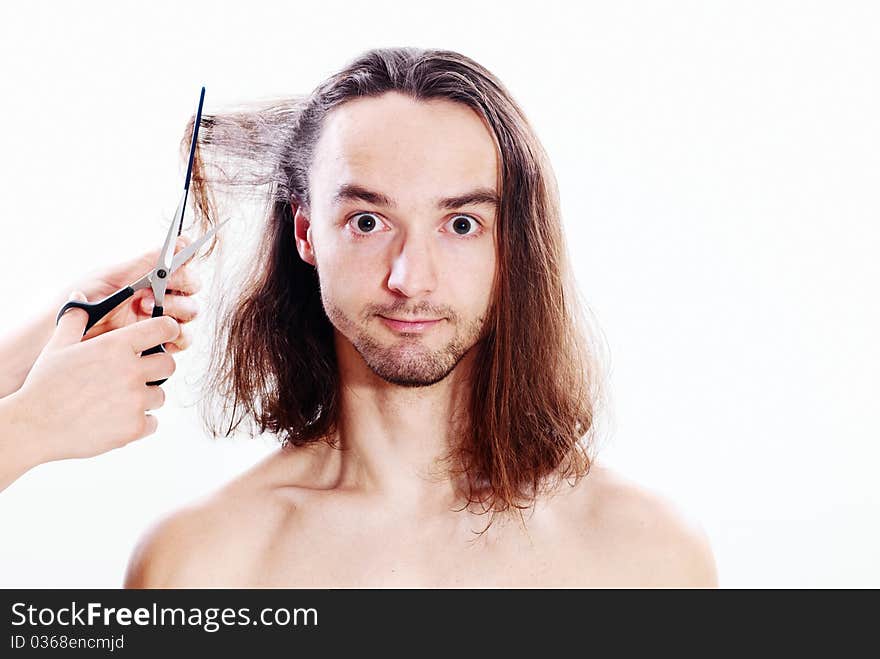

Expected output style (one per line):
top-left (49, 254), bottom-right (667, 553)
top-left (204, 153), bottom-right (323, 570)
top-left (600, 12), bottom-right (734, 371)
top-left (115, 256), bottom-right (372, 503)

top-left (445, 214), bottom-right (480, 237)
top-left (349, 212), bottom-right (387, 235)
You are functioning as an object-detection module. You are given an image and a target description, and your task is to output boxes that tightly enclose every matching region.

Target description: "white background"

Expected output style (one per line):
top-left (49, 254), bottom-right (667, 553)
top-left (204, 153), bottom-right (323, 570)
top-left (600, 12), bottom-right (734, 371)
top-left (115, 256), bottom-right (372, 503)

top-left (1, 0), bottom-right (877, 588)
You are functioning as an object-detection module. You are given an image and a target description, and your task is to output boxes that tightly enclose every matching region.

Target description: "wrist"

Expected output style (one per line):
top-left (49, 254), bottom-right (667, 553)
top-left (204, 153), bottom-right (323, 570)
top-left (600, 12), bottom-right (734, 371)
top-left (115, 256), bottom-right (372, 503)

top-left (0, 393), bottom-right (47, 488)
top-left (0, 304), bottom-right (59, 398)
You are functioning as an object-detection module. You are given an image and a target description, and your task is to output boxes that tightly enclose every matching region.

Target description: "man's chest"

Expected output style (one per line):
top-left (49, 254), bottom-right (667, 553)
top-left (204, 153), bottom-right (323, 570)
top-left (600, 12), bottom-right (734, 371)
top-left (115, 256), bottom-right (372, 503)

top-left (239, 509), bottom-right (610, 587)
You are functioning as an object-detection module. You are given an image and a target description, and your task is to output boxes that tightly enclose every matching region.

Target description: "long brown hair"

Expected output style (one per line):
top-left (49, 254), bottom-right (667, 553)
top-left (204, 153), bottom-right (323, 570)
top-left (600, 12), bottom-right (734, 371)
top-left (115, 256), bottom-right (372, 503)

top-left (187, 47), bottom-right (608, 530)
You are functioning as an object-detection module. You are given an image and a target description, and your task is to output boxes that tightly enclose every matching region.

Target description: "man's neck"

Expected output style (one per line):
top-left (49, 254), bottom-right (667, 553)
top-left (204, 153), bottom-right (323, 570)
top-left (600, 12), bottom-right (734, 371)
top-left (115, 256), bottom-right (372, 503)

top-left (331, 335), bottom-right (475, 515)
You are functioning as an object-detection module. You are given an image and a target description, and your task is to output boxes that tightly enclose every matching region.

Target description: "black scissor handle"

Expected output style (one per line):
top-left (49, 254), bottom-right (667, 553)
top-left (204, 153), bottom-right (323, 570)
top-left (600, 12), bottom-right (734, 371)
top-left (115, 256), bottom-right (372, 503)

top-left (56, 286), bottom-right (136, 333)
top-left (141, 305), bottom-right (168, 386)
top-left (57, 289), bottom-right (170, 387)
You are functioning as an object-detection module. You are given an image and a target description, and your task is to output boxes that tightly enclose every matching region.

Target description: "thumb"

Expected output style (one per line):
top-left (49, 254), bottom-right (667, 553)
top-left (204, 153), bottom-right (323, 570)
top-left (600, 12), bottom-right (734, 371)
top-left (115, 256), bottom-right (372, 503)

top-left (47, 291), bottom-right (90, 350)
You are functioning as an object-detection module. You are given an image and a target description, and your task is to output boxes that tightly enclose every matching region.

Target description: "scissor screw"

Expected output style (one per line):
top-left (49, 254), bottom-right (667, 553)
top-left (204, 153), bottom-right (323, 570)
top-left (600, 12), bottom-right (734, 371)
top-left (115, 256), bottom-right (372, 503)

top-left (157, 269), bottom-right (167, 279)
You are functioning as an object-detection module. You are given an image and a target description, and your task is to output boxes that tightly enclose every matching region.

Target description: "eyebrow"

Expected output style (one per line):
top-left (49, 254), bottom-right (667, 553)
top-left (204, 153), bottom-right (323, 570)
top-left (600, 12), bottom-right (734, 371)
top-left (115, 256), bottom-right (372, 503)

top-left (332, 183), bottom-right (500, 211)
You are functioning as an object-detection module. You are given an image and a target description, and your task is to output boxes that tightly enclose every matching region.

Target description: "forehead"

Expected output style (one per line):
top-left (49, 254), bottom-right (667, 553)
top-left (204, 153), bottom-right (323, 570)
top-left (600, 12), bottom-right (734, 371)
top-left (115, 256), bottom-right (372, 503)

top-left (309, 91), bottom-right (500, 202)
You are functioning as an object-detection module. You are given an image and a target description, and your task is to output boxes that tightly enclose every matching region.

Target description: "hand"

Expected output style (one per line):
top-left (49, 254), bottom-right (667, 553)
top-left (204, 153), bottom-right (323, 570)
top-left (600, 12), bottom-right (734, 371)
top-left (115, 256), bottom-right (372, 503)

top-left (66, 236), bottom-right (202, 354)
top-left (8, 298), bottom-right (181, 464)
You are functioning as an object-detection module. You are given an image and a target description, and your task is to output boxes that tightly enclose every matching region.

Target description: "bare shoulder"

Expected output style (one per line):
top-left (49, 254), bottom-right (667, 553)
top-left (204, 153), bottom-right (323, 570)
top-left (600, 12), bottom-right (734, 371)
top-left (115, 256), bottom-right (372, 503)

top-left (565, 462), bottom-right (719, 587)
top-left (124, 495), bottom-right (227, 588)
top-left (124, 446), bottom-right (308, 588)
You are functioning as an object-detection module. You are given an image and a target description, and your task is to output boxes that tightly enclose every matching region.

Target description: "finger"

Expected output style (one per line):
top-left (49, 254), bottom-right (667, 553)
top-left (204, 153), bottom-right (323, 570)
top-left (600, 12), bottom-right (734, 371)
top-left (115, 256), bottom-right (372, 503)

top-left (140, 414), bottom-right (159, 439)
top-left (165, 264), bottom-right (202, 296)
top-left (167, 270), bottom-right (203, 296)
top-left (166, 237), bottom-right (201, 294)
top-left (123, 316), bottom-right (181, 353)
top-left (174, 234), bottom-right (193, 251)
top-left (164, 325), bottom-right (193, 354)
top-left (141, 292), bottom-right (200, 322)
top-left (143, 383), bottom-right (166, 411)
top-left (140, 352), bottom-right (176, 383)
top-left (47, 291), bottom-right (89, 350)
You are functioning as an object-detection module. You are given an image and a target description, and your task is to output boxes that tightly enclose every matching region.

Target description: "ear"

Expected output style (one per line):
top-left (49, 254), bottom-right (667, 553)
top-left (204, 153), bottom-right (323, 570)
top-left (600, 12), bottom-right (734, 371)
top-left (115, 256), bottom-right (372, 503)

top-left (293, 203), bottom-right (317, 266)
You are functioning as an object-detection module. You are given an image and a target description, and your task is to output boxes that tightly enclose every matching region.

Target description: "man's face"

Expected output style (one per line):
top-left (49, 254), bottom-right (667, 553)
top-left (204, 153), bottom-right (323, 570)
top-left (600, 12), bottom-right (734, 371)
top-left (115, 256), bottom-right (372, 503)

top-left (296, 91), bottom-right (500, 387)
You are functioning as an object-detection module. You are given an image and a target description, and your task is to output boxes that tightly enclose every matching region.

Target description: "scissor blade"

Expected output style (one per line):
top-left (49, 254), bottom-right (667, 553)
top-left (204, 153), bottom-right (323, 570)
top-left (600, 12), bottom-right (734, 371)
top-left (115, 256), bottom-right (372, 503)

top-left (175, 87), bottom-right (206, 242)
top-left (161, 191), bottom-right (186, 269)
top-left (184, 87), bottom-right (206, 192)
top-left (152, 190), bottom-right (186, 307)
top-left (150, 88), bottom-right (206, 312)
top-left (129, 272), bottom-right (153, 292)
top-left (169, 217), bottom-right (230, 275)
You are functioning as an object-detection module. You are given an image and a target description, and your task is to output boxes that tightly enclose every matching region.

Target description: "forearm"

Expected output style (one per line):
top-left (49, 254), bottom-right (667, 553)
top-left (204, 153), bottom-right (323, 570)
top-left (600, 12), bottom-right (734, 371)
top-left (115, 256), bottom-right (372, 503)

top-left (0, 394), bottom-right (45, 493)
top-left (0, 303), bottom-right (59, 398)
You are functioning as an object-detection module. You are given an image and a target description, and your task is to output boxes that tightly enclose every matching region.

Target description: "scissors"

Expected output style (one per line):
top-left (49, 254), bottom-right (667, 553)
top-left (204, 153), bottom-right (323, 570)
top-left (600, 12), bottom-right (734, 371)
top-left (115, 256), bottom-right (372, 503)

top-left (56, 86), bottom-right (227, 386)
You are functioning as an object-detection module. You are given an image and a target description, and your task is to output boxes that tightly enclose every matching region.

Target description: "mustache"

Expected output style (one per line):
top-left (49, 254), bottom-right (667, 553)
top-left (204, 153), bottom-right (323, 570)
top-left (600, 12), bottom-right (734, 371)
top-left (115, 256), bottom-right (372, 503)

top-left (365, 302), bottom-right (455, 321)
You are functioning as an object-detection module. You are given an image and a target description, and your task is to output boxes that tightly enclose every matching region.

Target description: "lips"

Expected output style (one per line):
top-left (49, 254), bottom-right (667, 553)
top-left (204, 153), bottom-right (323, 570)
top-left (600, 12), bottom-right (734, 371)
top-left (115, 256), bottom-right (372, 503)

top-left (379, 315), bottom-right (444, 333)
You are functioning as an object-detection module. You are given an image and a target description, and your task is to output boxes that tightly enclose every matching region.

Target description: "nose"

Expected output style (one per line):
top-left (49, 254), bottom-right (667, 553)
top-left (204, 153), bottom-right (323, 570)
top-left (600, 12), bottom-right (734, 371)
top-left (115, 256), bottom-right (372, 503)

top-left (386, 232), bottom-right (438, 298)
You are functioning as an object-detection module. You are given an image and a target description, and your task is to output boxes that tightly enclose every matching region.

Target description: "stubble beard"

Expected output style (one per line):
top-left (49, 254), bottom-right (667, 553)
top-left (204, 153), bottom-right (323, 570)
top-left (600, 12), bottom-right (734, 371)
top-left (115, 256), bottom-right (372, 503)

top-left (323, 300), bottom-right (486, 388)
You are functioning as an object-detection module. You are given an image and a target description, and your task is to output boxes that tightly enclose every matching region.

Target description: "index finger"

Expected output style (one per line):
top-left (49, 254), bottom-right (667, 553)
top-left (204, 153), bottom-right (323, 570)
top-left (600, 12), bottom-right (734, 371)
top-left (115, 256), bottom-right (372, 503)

top-left (121, 316), bottom-right (181, 353)
top-left (165, 260), bottom-right (202, 295)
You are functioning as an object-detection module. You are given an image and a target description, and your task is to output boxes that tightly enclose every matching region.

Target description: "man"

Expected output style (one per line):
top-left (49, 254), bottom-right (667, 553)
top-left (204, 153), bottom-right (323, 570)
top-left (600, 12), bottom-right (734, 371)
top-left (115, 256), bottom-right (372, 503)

top-left (125, 48), bottom-right (717, 587)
